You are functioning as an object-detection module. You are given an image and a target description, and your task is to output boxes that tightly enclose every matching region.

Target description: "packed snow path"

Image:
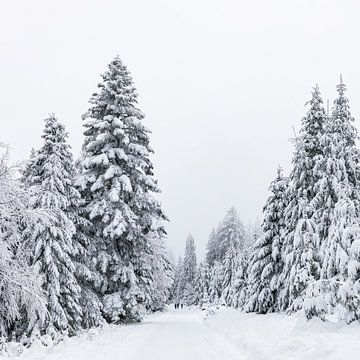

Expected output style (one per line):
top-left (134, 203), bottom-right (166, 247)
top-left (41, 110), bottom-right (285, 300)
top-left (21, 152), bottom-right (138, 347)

top-left (19, 308), bottom-right (244, 360)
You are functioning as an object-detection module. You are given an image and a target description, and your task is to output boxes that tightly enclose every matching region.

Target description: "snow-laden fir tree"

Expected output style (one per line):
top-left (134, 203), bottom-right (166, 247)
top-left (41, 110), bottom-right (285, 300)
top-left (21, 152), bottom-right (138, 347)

top-left (315, 79), bottom-right (360, 322)
top-left (24, 126), bottom-right (102, 330)
top-left (195, 262), bottom-right (210, 307)
top-left (278, 86), bottom-right (326, 312)
top-left (77, 56), bottom-right (169, 322)
top-left (208, 261), bottom-right (224, 304)
top-left (245, 167), bottom-right (289, 313)
top-left (23, 115), bottom-right (83, 336)
top-left (286, 194), bottom-right (320, 313)
top-left (236, 224), bottom-right (262, 309)
top-left (216, 207), bottom-right (245, 263)
top-left (229, 255), bottom-right (248, 309)
top-left (216, 207), bottom-right (246, 306)
top-left (221, 248), bottom-right (240, 307)
top-left (146, 234), bottom-right (173, 311)
top-left (171, 257), bottom-right (183, 304)
top-left (206, 228), bottom-right (218, 267)
top-left (179, 234), bottom-right (197, 305)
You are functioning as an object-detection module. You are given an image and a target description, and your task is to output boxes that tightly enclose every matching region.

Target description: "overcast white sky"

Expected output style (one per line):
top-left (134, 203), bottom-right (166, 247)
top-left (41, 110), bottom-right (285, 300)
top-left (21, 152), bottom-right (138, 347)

top-left (1, 0), bottom-right (360, 258)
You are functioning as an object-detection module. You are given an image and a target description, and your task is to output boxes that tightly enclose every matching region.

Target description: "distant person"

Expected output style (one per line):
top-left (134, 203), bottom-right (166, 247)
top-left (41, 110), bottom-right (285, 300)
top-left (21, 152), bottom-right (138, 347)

top-left (181, 303), bottom-right (184, 309)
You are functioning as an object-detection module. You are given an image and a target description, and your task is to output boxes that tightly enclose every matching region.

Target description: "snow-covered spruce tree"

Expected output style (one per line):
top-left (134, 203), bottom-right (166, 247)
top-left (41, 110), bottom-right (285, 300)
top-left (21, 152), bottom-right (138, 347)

top-left (24, 124), bottom-right (102, 330)
top-left (146, 234), bottom-right (173, 311)
top-left (245, 167), bottom-right (289, 314)
top-left (216, 207), bottom-right (246, 306)
top-left (278, 86), bottom-right (326, 313)
top-left (195, 262), bottom-right (211, 307)
top-left (316, 79), bottom-right (360, 322)
top-left (24, 115), bottom-right (83, 336)
top-left (0, 144), bottom-right (46, 339)
top-left (286, 194), bottom-right (320, 313)
top-left (208, 261), bottom-right (224, 304)
top-left (216, 207), bottom-right (246, 263)
top-left (237, 226), bottom-right (261, 310)
top-left (179, 234), bottom-right (197, 305)
top-left (206, 228), bottom-right (218, 267)
top-left (77, 56), bottom-right (169, 322)
top-left (229, 254), bottom-right (248, 309)
top-left (171, 257), bottom-right (183, 304)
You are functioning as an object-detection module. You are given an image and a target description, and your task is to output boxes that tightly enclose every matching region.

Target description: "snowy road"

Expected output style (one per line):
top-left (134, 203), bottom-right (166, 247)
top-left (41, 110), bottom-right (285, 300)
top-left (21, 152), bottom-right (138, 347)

top-left (15, 307), bottom-right (360, 359)
top-left (122, 309), bottom-right (244, 360)
top-left (19, 309), bottom-right (245, 360)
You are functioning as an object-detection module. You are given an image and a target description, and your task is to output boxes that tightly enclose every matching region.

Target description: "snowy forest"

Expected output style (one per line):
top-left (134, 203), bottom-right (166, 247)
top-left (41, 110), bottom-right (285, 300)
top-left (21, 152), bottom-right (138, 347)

top-left (173, 79), bottom-right (360, 323)
top-left (1, 55), bottom-right (360, 357)
top-left (4, 0), bottom-right (360, 357)
top-left (0, 57), bottom-right (173, 347)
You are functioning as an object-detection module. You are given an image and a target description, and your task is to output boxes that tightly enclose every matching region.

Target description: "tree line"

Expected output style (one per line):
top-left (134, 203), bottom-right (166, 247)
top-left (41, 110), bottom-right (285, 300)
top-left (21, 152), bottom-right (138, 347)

top-left (0, 56), bottom-right (172, 345)
top-left (172, 207), bottom-right (256, 307)
top-left (173, 79), bottom-right (360, 324)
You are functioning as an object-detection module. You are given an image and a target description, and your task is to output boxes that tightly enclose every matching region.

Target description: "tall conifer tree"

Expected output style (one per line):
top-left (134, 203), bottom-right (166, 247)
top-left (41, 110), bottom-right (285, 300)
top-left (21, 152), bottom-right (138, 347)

top-left (77, 57), bottom-right (168, 322)
top-left (279, 86), bottom-right (326, 312)
top-left (246, 168), bottom-right (289, 313)
top-left (317, 79), bottom-right (360, 322)
top-left (180, 234), bottom-right (197, 305)
top-left (24, 115), bottom-right (82, 336)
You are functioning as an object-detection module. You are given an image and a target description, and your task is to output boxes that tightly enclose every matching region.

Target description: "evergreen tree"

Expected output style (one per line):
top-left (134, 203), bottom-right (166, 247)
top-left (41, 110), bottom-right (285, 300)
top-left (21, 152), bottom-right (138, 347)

top-left (205, 228), bottom-right (218, 267)
top-left (147, 235), bottom-right (173, 311)
top-left (245, 168), bottom-right (289, 313)
top-left (278, 86), bottom-right (326, 312)
top-left (215, 208), bottom-right (246, 306)
top-left (180, 234), bottom-right (197, 305)
top-left (24, 115), bottom-right (82, 336)
top-left (315, 79), bottom-right (360, 322)
top-left (195, 262), bottom-right (210, 307)
top-left (172, 257), bottom-right (183, 304)
top-left (286, 195), bottom-right (320, 313)
top-left (208, 261), bottom-right (224, 304)
top-left (216, 207), bottom-right (246, 263)
top-left (221, 246), bottom-right (239, 306)
top-left (229, 254), bottom-right (248, 309)
top-left (77, 56), bottom-right (168, 322)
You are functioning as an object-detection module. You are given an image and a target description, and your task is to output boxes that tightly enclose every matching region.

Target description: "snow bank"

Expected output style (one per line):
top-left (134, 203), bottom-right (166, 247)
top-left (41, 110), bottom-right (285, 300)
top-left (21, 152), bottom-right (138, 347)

top-left (2, 324), bottom-right (126, 359)
top-left (203, 306), bottom-right (360, 360)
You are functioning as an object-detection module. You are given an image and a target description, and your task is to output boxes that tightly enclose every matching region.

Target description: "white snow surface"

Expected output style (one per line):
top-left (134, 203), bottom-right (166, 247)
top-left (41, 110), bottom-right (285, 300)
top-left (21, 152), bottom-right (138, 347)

top-left (9, 307), bottom-right (360, 360)
top-left (204, 307), bottom-right (360, 360)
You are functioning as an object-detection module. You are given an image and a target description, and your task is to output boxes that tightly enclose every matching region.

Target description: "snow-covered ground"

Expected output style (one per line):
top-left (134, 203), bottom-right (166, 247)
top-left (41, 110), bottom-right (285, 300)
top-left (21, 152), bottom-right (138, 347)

top-left (204, 307), bottom-right (360, 360)
top-left (8, 307), bottom-right (360, 359)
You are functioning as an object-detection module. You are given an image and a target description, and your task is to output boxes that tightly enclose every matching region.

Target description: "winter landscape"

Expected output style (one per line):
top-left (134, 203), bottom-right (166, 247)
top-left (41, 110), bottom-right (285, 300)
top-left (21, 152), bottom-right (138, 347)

top-left (1, 1), bottom-right (360, 359)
